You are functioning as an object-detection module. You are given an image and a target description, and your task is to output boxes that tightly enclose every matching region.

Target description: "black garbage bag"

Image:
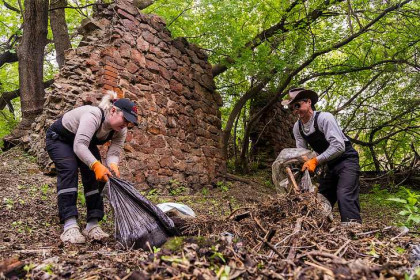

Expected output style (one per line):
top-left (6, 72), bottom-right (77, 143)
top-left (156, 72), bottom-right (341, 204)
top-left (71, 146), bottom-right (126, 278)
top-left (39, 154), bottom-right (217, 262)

top-left (107, 177), bottom-right (178, 250)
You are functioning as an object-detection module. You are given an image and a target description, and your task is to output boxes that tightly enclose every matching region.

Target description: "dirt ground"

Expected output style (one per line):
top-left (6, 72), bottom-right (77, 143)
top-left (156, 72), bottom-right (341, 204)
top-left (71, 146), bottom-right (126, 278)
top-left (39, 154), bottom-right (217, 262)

top-left (0, 148), bottom-right (418, 279)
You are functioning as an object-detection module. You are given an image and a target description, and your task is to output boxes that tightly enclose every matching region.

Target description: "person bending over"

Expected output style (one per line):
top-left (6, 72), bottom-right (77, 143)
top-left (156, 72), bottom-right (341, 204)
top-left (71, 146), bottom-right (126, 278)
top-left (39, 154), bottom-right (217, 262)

top-left (46, 92), bottom-right (138, 244)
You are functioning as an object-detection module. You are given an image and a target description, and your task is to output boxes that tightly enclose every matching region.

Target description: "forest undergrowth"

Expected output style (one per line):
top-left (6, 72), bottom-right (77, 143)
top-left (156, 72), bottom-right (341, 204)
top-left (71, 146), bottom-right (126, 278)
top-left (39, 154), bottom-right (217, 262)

top-left (1, 147), bottom-right (419, 279)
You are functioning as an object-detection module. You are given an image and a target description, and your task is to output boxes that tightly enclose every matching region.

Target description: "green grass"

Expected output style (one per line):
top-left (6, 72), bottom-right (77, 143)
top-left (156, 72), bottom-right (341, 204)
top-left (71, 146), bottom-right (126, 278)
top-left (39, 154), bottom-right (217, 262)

top-left (359, 184), bottom-right (420, 226)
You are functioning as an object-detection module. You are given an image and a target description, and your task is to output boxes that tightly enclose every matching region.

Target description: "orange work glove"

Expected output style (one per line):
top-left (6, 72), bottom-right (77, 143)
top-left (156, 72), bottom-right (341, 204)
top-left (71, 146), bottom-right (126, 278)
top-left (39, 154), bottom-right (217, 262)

top-left (302, 157), bottom-right (318, 173)
top-left (91, 161), bottom-right (111, 182)
top-left (109, 163), bottom-right (120, 178)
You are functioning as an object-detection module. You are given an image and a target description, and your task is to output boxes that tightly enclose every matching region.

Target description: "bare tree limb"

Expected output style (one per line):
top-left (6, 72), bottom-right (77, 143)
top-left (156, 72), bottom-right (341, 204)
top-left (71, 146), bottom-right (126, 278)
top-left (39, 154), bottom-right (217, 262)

top-left (0, 79), bottom-right (54, 111)
top-left (3, 0), bottom-right (20, 13)
top-left (48, 2), bottom-right (108, 12)
top-left (0, 50), bottom-right (18, 68)
top-left (333, 72), bottom-right (382, 114)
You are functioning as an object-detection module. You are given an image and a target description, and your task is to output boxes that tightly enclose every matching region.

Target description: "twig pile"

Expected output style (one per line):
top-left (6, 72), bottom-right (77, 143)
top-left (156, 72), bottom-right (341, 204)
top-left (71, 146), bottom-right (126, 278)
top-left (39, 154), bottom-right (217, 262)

top-left (160, 193), bottom-right (417, 279)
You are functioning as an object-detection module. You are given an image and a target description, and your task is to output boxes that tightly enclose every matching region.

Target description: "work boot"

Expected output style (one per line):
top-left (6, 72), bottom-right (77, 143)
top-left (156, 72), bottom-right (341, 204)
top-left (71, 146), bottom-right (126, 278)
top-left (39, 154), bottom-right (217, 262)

top-left (60, 225), bottom-right (86, 244)
top-left (83, 225), bottom-right (109, 241)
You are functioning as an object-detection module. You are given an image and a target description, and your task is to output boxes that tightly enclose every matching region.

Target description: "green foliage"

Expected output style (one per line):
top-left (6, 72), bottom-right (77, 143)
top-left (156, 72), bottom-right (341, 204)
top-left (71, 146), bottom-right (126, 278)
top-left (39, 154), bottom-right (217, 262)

top-left (23, 263), bottom-right (35, 274)
top-left (388, 188), bottom-right (420, 228)
top-left (43, 263), bottom-right (54, 275)
top-left (3, 197), bottom-right (14, 209)
top-left (0, 0), bottom-right (417, 175)
top-left (0, 99), bottom-right (20, 148)
top-left (0, 0), bottom-right (99, 139)
top-left (209, 245), bottom-right (226, 264)
top-left (168, 179), bottom-right (186, 196)
top-left (219, 265), bottom-right (231, 280)
top-left (77, 184), bottom-right (86, 207)
top-left (40, 184), bottom-right (50, 200)
top-left (201, 187), bottom-right (209, 196)
top-left (216, 181), bottom-right (231, 192)
top-left (163, 236), bottom-right (185, 252)
top-left (146, 0), bottom-right (419, 172)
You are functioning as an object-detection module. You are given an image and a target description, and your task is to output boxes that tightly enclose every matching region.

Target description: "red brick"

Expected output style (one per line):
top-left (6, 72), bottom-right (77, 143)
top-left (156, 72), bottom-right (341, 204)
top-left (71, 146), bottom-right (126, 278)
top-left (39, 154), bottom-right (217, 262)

top-left (103, 56), bottom-right (124, 70)
top-left (162, 58), bottom-right (178, 70)
top-left (103, 84), bottom-right (113, 91)
top-left (147, 126), bottom-right (161, 135)
top-left (142, 31), bottom-right (158, 45)
top-left (104, 65), bottom-right (118, 74)
top-left (150, 136), bottom-right (166, 148)
top-left (103, 78), bottom-right (118, 87)
top-left (115, 1), bottom-right (138, 15)
top-left (159, 157), bottom-right (173, 168)
top-left (104, 70), bottom-right (118, 78)
top-left (120, 43), bottom-right (131, 58)
top-left (103, 75), bottom-right (118, 83)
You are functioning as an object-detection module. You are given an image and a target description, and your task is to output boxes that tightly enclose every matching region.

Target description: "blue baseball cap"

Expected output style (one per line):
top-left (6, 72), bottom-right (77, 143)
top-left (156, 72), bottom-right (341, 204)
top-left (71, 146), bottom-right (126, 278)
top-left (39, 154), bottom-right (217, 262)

top-left (113, 98), bottom-right (139, 125)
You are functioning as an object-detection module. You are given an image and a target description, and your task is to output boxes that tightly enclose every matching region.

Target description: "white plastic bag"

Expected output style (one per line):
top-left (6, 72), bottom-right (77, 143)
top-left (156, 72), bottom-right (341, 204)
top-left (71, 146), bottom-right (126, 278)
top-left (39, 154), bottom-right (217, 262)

top-left (157, 202), bottom-right (196, 218)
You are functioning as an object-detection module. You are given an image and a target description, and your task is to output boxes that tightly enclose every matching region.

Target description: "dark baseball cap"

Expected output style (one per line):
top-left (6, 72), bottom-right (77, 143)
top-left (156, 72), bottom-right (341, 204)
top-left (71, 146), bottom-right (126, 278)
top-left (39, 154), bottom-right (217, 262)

top-left (113, 98), bottom-right (139, 125)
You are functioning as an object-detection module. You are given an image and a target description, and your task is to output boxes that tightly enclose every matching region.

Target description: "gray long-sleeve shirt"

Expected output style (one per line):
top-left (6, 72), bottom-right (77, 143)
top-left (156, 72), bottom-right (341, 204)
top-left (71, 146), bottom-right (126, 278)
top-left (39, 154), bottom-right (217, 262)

top-left (62, 105), bottom-right (127, 168)
top-left (293, 111), bottom-right (348, 164)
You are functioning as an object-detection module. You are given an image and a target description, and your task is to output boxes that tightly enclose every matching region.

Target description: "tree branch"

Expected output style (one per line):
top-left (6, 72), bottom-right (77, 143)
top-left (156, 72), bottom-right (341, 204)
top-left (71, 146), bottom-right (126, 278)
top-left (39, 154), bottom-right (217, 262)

top-left (0, 79), bottom-right (54, 111)
top-left (0, 50), bottom-right (18, 68)
top-left (212, 0), bottom-right (344, 77)
top-left (333, 72), bottom-right (382, 114)
top-left (240, 0), bottom-right (414, 164)
top-left (48, 2), bottom-right (109, 12)
top-left (3, 0), bottom-right (20, 13)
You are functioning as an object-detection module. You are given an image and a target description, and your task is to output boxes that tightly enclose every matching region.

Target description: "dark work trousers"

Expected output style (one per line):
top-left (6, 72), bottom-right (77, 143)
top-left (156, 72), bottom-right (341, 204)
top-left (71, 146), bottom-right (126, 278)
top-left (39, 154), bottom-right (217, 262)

top-left (46, 135), bottom-right (105, 224)
top-left (318, 156), bottom-right (362, 223)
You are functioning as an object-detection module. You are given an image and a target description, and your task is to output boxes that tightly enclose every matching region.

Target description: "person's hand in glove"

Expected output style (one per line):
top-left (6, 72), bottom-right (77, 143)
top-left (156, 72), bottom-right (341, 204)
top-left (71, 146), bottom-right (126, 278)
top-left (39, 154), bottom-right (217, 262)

top-left (302, 157), bottom-right (318, 173)
top-left (91, 161), bottom-right (111, 182)
top-left (109, 163), bottom-right (120, 178)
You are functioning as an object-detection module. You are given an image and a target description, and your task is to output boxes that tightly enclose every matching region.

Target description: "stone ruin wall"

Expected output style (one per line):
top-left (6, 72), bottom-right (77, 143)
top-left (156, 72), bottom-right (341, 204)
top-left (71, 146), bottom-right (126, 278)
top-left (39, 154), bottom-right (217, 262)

top-left (250, 97), bottom-right (296, 168)
top-left (28, 0), bottom-right (226, 189)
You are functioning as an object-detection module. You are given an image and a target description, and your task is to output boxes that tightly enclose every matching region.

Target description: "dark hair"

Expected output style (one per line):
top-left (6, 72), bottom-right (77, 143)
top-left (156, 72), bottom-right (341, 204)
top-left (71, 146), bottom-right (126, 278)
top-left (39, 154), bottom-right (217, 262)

top-left (303, 98), bottom-right (316, 111)
top-left (311, 103), bottom-right (316, 111)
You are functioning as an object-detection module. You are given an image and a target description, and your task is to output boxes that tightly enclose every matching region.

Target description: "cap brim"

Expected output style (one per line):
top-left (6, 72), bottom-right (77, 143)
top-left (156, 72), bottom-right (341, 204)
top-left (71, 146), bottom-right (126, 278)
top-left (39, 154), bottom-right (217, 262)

top-left (283, 90), bottom-right (318, 106)
top-left (281, 99), bottom-right (292, 106)
top-left (122, 111), bottom-right (138, 125)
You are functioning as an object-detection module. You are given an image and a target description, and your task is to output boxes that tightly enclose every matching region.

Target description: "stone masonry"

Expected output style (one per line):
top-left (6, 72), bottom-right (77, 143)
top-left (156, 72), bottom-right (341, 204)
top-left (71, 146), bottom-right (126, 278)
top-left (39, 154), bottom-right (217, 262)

top-left (28, 0), bottom-right (226, 189)
top-left (249, 93), bottom-right (296, 168)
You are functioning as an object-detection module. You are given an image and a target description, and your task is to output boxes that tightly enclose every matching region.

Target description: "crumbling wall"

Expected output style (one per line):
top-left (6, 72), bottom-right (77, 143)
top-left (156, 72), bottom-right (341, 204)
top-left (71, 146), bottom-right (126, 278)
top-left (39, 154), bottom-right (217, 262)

top-left (28, 0), bottom-right (226, 189)
top-left (250, 93), bottom-right (296, 168)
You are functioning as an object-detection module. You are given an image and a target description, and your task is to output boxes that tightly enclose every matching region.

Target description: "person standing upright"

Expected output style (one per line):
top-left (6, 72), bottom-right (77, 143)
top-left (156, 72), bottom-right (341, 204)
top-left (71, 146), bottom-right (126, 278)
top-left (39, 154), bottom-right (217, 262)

top-left (282, 88), bottom-right (362, 225)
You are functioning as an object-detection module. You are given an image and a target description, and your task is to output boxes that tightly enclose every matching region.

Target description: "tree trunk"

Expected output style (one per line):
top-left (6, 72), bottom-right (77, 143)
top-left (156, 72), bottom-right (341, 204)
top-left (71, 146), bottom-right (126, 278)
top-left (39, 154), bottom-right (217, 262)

top-left (18, 0), bottom-right (49, 123)
top-left (369, 145), bottom-right (381, 172)
top-left (221, 73), bottom-right (275, 158)
top-left (3, 0), bottom-right (49, 149)
top-left (50, 0), bottom-right (71, 68)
